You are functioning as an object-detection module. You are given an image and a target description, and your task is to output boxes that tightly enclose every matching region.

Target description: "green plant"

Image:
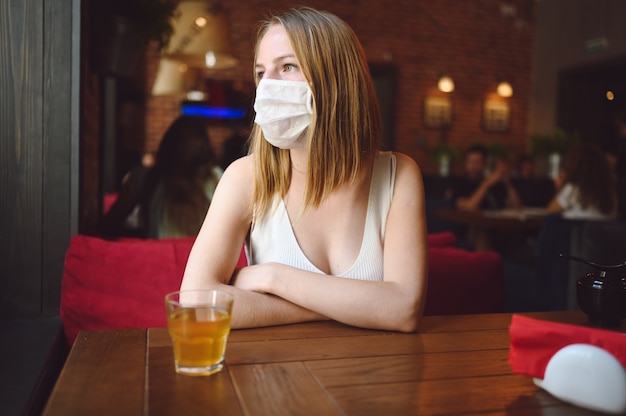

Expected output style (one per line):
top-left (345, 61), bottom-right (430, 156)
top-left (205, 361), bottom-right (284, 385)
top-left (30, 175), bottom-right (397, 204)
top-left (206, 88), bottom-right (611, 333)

top-left (484, 140), bottom-right (512, 161)
top-left (429, 142), bottom-right (462, 163)
top-left (530, 129), bottom-right (582, 157)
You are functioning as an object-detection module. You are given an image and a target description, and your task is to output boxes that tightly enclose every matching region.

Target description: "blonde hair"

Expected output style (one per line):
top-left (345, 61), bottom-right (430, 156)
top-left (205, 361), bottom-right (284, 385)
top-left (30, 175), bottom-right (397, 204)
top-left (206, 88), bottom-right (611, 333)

top-left (250, 7), bottom-right (381, 220)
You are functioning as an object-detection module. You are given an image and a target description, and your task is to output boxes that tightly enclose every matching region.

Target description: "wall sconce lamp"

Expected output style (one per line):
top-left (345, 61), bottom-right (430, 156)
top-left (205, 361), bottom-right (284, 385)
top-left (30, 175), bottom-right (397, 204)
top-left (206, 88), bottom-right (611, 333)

top-left (437, 75), bottom-right (455, 93)
top-left (496, 80), bottom-right (513, 98)
top-left (424, 96), bottom-right (453, 128)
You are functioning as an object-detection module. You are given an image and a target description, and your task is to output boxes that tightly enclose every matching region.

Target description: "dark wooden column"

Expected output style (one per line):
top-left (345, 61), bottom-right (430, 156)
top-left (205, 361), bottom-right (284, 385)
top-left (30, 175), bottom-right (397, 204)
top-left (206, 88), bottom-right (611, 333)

top-left (0, 0), bottom-right (80, 318)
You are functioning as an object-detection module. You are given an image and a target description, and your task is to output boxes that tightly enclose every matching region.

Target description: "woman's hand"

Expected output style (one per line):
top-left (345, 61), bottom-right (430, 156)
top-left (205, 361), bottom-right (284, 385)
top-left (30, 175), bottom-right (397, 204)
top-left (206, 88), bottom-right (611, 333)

top-left (488, 159), bottom-right (512, 184)
top-left (230, 263), bottom-right (277, 293)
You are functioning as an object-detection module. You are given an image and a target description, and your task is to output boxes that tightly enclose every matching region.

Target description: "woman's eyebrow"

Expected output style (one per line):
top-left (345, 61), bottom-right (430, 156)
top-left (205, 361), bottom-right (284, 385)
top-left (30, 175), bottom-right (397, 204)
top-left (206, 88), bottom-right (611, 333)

top-left (255, 54), bottom-right (297, 71)
top-left (273, 54), bottom-right (296, 62)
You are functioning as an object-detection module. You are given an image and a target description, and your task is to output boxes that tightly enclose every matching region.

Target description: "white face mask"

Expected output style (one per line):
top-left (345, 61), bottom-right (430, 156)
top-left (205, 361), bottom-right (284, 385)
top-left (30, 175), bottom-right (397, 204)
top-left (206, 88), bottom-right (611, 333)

top-left (253, 79), bottom-right (313, 149)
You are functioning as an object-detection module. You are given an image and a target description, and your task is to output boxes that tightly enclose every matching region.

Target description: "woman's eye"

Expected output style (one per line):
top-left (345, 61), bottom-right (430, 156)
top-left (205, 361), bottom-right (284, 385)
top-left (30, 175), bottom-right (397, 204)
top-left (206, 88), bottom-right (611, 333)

top-left (255, 71), bottom-right (265, 80)
top-left (283, 64), bottom-right (296, 72)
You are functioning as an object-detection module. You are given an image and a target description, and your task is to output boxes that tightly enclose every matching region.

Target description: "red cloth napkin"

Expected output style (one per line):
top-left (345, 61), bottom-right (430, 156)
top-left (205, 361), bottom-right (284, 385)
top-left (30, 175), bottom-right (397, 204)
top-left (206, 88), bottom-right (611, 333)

top-left (509, 314), bottom-right (626, 379)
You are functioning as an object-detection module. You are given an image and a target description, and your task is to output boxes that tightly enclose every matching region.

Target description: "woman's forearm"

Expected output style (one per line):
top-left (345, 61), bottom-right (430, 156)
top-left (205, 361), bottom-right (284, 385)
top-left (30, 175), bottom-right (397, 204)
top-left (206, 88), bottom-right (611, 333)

top-left (182, 269), bottom-right (326, 328)
top-left (235, 263), bottom-right (422, 332)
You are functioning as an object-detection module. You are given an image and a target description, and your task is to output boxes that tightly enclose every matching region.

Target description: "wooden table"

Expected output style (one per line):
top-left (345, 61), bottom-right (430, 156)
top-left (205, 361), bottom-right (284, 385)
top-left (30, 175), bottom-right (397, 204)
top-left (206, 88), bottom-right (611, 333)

top-left (434, 207), bottom-right (546, 231)
top-left (43, 311), bottom-right (611, 415)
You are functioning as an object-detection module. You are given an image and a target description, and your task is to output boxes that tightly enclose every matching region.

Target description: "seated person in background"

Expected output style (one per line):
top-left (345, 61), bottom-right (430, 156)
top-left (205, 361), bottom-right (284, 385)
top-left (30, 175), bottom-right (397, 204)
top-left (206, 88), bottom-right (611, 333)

top-left (219, 119), bottom-right (251, 170)
top-left (513, 153), bottom-right (535, 179)
top-left (511, 154), bottom-right (555, 207)
top-left (101, 151), bottom-right (154, 237)
top-left (450, 144), bottom-right (523, 252)
top-left (452, 144), bottom-right (522, 211)
top-left (607, 110), bottom-right (626, 219)
top-left (100, 116), bottom-right (223, 238)
top-left (547, 142), bottom-right (617, 220)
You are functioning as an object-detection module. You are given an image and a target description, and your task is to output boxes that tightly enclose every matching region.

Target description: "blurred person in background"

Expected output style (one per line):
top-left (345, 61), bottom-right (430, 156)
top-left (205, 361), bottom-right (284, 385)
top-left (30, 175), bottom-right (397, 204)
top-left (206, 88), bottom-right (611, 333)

top-left (511, 153), bottom-right (555, 207)
top-left (547, 142), bottom-right (617, 220)
top-left (513, 153), bottom-right (535, 179)
top-left (219, 118), bottom-right (251, 170)
top-left (608, 111), bottom-right (626, 218)
top-left (452, 144), bottom-right (522, 212)
top-left (100, 116), bottom-right (223, 238)
top-left (450, 144), bottom-right (523, 251)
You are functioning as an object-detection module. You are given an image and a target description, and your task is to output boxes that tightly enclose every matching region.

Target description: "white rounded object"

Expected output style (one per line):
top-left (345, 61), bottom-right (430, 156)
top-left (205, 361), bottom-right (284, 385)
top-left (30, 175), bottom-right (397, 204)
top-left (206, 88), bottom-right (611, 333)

top-left (533, 343), bottom-right (626, 414)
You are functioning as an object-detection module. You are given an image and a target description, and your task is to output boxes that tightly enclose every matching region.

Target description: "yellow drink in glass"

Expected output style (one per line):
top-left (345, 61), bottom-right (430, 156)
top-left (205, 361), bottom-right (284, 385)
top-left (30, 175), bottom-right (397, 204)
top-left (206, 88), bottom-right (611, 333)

top-left (165, 290), bottom-right (233, 376)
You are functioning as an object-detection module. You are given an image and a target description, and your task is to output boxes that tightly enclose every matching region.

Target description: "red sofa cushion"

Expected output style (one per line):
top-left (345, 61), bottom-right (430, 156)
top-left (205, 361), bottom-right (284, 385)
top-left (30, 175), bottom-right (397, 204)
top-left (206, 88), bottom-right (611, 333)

top-left (60, 234), bottom-right (502, 344)
top-left (424, 247), bottom-right (504, 315)
top-left (60, 235), bottom-right (246, 344)
top-left (427, 231), bottom-right (457, 247)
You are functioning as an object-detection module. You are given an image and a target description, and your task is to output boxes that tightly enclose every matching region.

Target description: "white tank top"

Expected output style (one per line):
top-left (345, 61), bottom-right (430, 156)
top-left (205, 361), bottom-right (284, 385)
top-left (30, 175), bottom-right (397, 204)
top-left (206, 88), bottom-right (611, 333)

top-left (246, 151), bottom-right (396, 280)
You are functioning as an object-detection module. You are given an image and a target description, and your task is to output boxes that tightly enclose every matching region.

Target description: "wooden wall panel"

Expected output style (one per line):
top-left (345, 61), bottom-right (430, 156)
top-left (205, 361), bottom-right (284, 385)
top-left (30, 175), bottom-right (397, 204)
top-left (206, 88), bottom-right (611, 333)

top-left (0, 1), bottom-right (79, 318)
top-left (0, 0), bottom-right (44, 317)
top-left (42, 0), bottom-right (80, 316)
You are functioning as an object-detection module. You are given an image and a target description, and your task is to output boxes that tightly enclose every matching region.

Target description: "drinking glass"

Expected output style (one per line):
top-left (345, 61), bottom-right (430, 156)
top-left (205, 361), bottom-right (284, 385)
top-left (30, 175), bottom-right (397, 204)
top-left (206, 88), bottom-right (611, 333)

top-left (164, 290), bottom-right (234, 376)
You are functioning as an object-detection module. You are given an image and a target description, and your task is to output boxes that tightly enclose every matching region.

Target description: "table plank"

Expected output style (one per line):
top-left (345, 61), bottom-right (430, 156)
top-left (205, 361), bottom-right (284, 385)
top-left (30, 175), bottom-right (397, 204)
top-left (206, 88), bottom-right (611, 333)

top-left (43, 329), bottom-right (146, 416)
top-left (306, 349), bottom-right (512, 388)
top-left (147, 344), bottom-right (243, 416)
top-left (148, 321), bottom-right (387, 346)
top-left (149, 310), bottom-right (592, 345)
top-left (502, 390), bottom-right (605, 416)
top-left (228, 320), bottom-right (390, 342)
top-left (325, 374), bottom-right (595, 415)
top-left (419, 313), bottom-right (515, 332)
top-left (433, 207), bottom-right (544, 231)
top-left (229, 362), bottom-right (342, 415)
top-left (225, 329), bottom-right (510, 365)
top-left (418, 311), bottom-right (588, 333)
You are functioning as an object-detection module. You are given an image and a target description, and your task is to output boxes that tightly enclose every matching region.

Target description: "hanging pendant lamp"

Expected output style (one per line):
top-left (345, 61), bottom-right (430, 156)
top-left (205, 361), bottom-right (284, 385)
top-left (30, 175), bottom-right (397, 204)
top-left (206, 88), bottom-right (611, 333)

top-left (162, 0), bottom-right (237, 70)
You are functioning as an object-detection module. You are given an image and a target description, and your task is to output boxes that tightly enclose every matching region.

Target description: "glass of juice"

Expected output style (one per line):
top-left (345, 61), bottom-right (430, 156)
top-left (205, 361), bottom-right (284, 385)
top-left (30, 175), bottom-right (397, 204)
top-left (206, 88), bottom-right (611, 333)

top-left (164, 290), bottom-right (234, 376)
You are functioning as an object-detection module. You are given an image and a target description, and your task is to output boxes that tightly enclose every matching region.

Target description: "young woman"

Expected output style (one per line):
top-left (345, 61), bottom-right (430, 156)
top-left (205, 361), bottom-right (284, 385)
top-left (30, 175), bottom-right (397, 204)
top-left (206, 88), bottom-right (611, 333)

top-left (143, 116), bottom-right (223, 238)
top-left (547, 142), bottom-right (617, 220)
top-left (100, 116), bottom-right (223, 238)
top-left (181, 7), bottom-right (428, 332)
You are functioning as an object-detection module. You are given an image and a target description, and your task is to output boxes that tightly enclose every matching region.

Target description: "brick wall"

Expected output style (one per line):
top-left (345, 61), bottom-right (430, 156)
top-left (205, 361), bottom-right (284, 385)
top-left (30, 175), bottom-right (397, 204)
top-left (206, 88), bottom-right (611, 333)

top-left (127, 0), bottom-right (535, 175)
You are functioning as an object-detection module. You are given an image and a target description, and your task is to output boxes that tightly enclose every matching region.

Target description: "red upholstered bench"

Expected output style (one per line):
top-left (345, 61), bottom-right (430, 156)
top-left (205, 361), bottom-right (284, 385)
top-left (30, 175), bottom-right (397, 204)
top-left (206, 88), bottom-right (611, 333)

top-left (426, 230), bottom-right (458, 247)
top-left (60, 236), bottom-right (246, 344)
top-left (422, 231), bottom-right (505, 316)
top-left (425, 245), bottom-right (504, 315)
top-left (60, 232), bottom-right (503, 344)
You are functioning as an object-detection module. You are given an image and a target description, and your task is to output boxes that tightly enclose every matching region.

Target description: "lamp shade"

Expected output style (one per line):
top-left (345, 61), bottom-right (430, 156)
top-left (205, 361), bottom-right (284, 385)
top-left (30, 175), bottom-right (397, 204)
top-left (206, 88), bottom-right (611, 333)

top-left (151, 58), bottom-right (188, 96)
top-left (163, 1), bottom-right (237, 69)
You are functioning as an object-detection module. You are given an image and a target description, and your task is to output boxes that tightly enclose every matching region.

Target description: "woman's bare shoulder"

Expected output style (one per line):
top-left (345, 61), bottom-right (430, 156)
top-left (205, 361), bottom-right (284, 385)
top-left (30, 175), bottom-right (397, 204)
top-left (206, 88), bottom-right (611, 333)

top-left (390, 152), bottom-right (422, 180)
top-left (224, 154), bottom-right (254, 173)
top-left (220, 155), bottom-right (254, 183)
top-left (214, 155), bottom-right (255, 201)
